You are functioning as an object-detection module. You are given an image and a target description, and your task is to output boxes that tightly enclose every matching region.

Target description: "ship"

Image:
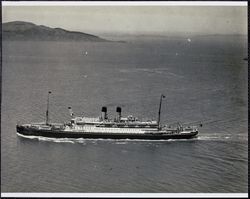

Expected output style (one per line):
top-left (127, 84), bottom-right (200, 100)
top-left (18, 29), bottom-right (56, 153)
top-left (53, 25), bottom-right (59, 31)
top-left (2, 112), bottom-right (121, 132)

top-left (16, 92), bottom-right (199, 140)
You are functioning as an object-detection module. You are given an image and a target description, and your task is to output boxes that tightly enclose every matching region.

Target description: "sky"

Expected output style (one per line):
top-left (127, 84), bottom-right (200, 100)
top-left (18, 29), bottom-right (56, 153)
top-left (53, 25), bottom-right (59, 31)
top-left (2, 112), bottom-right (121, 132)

top-left (2, 5), bottom-right (248, 36)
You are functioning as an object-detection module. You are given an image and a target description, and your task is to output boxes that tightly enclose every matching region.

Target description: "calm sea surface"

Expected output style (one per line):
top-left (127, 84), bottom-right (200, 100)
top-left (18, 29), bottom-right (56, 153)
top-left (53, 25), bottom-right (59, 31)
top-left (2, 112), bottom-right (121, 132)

top-left (1, 35), bottom-right (248, 193)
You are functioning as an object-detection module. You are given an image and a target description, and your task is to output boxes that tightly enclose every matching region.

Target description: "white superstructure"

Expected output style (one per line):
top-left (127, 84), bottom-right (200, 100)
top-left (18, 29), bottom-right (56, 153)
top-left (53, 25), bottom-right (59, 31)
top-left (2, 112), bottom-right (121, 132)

top-left (65, 113), bottom-right (159, 134)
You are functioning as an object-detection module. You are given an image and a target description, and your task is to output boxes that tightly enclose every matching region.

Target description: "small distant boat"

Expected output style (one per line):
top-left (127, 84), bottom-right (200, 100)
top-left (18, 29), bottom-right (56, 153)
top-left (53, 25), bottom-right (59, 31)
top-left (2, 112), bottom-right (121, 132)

top-left (187, 38), bottom-right (191, 42)
top-left (84, 51), bottom-right (88, 56)
top-left (243, 57), bottom-right (248, 61)
top-left (16, 93), bottom-right (199, 140)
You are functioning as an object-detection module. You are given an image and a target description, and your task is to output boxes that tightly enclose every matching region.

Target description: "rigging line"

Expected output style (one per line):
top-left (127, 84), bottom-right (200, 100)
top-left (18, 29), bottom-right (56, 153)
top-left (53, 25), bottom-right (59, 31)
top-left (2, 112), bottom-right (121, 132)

top-left (162, 110), bottom-right (246, 126)
top-left (208, 121), bottom-right (247, 129)
top-left (179, 116), bottom-right (246, 127)
top-left (198, 115), bottom-right (242, 124)
top-left (203, 117), bottom-right (246, 125)
top-left (209, 125), bottom-right (234, 135)
top-left (217, 118), bottom-right (247, 124)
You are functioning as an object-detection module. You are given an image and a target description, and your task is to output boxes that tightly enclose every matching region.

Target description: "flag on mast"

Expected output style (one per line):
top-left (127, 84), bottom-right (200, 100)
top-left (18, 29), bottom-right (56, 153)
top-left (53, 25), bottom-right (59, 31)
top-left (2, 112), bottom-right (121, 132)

top-left (68, 107), bottom-right (74, 117)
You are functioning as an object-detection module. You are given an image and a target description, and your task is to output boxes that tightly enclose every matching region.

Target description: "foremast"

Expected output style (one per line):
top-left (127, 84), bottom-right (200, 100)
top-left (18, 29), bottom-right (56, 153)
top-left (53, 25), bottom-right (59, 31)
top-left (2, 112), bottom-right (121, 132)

top-left (157, 94), bottom-right (165, 130)
top-left (45, 91), bottom-right (52, 125)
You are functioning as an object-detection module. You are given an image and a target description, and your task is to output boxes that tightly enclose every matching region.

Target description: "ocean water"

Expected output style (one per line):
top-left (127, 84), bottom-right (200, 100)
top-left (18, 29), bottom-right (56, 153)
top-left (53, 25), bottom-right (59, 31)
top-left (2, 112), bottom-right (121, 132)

top-left (1, 35), bottom-right (248, 193)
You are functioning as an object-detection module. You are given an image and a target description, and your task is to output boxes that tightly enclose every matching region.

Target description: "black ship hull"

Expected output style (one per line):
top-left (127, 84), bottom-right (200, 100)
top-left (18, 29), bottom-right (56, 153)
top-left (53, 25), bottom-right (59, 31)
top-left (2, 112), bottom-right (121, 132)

top-left (16, 125), bottom-right (198, 140)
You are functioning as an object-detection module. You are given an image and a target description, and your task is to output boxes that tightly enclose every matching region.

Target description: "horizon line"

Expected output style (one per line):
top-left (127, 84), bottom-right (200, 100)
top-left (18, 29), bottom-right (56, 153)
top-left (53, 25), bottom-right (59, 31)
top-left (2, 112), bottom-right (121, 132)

top-left (3, 20), bottom-right (248, 37)
top-left (2, 1), bottom-right (248, 6)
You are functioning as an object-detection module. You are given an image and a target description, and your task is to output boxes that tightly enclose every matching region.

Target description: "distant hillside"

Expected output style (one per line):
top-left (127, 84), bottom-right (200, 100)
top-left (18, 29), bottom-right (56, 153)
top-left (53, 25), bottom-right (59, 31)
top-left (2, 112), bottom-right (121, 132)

top-left (2, 21), bottom-right (108, 42)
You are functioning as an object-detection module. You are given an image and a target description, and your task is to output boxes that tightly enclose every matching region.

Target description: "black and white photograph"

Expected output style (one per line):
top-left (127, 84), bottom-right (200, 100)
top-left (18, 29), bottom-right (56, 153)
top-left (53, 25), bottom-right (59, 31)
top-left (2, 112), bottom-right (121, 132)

top-left (1, 1), bottom-right (248, 197)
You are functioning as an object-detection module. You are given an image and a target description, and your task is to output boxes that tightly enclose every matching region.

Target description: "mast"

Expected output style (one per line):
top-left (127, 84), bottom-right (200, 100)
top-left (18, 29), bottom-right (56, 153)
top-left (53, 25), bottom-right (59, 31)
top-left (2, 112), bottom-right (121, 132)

top-left (45, 91), bottom-right (52, 125)
top-left (157, 94), bottom-right (165, 130)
